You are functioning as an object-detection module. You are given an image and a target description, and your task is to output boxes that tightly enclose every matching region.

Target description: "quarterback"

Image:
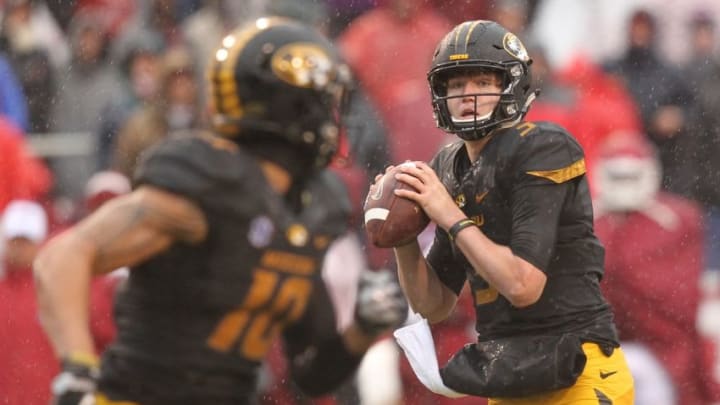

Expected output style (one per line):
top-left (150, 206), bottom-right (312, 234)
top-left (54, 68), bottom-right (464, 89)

top-left (392, 20), bottom-right (635, 404)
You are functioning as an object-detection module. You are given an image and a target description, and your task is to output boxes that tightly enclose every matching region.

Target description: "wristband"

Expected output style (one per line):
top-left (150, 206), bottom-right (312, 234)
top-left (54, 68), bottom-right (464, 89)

top-left (447, 218), bottom-right (475, 240)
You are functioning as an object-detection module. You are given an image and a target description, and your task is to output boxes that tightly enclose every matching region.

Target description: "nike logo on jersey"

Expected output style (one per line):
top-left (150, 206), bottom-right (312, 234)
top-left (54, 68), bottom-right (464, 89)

top-left (599, 370), bottom-right (617, 379)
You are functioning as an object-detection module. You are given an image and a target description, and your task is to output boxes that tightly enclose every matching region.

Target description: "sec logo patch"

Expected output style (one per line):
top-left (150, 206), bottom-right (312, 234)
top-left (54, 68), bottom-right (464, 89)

top-left (248, 216), bottom-right (274, 248)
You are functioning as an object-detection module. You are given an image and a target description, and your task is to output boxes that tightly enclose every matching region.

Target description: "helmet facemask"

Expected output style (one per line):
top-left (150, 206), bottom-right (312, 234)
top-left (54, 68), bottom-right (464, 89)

top-left (429, 62), bottom-right (532, 140)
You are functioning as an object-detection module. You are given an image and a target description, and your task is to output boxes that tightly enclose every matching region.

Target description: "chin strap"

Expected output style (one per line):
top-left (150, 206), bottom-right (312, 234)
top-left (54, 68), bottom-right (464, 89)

top-left (497, 89), bottom-right (541, 131)
top-left (522, 89), bottom-right (540, 113)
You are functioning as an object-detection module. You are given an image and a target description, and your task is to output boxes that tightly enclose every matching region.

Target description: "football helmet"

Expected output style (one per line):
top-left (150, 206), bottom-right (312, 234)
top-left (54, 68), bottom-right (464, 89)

top-left (428, 20), bottom-right (537, 140)
top-left (207, 17), bottom-right (352, 169)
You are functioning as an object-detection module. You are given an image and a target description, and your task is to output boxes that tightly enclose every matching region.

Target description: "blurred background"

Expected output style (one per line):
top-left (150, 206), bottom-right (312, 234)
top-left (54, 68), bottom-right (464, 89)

top-left (2, 0), bottom-right (720, 404)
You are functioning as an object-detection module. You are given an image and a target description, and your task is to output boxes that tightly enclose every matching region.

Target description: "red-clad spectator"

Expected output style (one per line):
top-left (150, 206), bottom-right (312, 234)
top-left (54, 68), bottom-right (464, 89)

top-left (554, 55), bottom-right (642, 193)
top-left (0, 200), bottom-right (55, 404)
top-left (73, 0), bottom-right (137, 38)
top-left (0, 172), bottom-right (130, 404)
top-left (524, 43), bottom-right (582, 150)
top-left (83, 170), bottom-right (132, 214)
top-left (594, 135), bottom-right (720, 405)
top-left (0, 117), bottom-right (52, 212)
top-left (338, 0), bottom-right (453, 164)
top-left (429, 0), bottom-right (490, 26)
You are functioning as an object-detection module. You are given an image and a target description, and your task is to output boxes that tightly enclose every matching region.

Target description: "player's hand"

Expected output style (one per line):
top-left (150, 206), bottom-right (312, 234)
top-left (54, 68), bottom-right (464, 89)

top-left (354, 269), bottom-right (408, 336)
top-left (394, 161), bottom-right (465, 230)
top-left (51, 353), bottom-right (100, 405)
top-left (373, 165), bottom-right (395, 184)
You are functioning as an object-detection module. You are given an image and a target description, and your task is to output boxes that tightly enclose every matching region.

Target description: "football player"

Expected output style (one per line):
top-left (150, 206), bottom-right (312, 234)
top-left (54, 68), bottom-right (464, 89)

top-left (390, 20), bottom-right (635, 404)
top-left (34, 18), bottom-right (407, 405)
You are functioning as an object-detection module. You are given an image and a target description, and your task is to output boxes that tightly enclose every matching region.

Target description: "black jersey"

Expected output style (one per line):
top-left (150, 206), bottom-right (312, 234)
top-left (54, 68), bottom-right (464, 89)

top-left (426, 121), bottom-right (618, 347)
top-left (98, 133), bottom-right (351, 404)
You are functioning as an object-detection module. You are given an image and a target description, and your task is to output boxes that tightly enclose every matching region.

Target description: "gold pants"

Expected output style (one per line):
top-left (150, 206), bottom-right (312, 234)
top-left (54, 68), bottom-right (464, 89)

top-left (489, 343), bottom-right (635, 405)
top-left (94, 393), bottom-right (140, 405)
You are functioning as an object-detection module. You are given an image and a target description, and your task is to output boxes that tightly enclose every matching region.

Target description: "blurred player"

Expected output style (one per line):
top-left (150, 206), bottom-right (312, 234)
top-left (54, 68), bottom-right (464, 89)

top-left (390, 20), bottom-right (634, 404)
top-left (34, 17), bottom-right (406, 405)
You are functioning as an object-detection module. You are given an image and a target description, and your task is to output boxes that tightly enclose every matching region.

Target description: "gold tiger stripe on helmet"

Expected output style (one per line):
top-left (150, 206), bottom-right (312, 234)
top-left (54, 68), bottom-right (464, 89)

top-left (464, 20), bottom-right (483, 53)
top-left (453, 21), bottom-right (470, 51)
top-left (208, 17), bottom-right (289, 136)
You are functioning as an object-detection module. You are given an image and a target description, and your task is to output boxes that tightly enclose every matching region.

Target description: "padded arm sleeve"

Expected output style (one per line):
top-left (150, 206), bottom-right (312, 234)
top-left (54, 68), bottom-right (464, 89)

top-left (426, 227), bottom-right (466, 295)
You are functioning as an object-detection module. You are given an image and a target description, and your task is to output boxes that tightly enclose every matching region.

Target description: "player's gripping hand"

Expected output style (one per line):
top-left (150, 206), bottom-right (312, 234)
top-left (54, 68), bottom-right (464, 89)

top-left (354, 269), bottom-right (408, 336)
top-left (51, 352), bottom-right (100, 405)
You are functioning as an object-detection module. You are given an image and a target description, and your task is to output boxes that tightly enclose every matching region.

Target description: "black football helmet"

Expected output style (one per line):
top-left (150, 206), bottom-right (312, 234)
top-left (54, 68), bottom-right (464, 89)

top-left (428, 20), bottom-right (537, 140)
top-left (207, 17), bottom-right (352, 169)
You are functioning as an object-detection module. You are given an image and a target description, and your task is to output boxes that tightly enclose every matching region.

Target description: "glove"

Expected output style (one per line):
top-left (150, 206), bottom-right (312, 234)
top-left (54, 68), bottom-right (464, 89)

top-left (354, 269), bottom-right (408, 336)
top-left (51, 352), bottom-right (100, 405)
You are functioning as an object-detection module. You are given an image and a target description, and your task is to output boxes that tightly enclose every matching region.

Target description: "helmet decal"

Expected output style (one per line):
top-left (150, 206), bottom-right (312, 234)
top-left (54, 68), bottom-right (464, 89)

top-left (271, 43), bottom-right (335, 88)
top-left (502, 32), bottom-right (529, 62)
top-left (449, 53), bottom-right (469, 61)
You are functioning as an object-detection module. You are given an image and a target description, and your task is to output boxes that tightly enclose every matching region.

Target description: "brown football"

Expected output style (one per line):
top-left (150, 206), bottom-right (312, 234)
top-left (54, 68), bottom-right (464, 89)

top-left (363, 163), bottom-right (430, 248)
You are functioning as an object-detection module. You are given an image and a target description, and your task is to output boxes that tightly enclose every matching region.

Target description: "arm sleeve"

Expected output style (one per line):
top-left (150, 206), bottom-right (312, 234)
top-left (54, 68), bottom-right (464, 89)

top-left (425, 146), bottom-right (467, 296)
top-left (426, 225), bottom-right (466, 296)
top-left (282, 277), bottom-right (364, 397)
top-left (507, 126), bottom-right (584, 272)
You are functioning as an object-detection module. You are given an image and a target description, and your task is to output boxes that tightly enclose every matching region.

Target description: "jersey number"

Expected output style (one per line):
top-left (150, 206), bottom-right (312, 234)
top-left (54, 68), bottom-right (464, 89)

top-left (206, 269), bottom-right (312, 360)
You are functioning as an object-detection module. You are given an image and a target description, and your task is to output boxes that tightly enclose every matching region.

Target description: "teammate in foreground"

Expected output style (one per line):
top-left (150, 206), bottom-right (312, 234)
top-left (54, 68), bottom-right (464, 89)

top-left (34, 18), bottom-right (406, 405)
top-left (391, 20), bottom-right (635, 404)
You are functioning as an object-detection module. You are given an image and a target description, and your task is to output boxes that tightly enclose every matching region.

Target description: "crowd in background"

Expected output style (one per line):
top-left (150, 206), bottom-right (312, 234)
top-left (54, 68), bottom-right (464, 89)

top-left (2, 0), bottom-right (720, 404)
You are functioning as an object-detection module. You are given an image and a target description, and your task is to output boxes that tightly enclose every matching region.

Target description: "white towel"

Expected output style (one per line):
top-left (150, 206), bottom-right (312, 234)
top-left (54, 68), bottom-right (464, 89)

top-left (393, 319), bottom-right (466, 398)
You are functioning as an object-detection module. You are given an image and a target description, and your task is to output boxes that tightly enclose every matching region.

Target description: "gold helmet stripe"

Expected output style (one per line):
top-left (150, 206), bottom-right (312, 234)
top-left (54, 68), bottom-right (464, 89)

top-left (453, 21), bottom-right (471, 51)
top-left (464, 20), bottom-right (483, 53)
top-left (209, 17), bottom-right (289, 135)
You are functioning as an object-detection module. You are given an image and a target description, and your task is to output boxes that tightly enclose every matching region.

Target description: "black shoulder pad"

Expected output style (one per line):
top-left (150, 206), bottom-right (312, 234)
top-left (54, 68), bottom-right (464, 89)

top-left (134, 132), bottom-right (250, 204)
top-left (511, 122), bottom-right (586, 185)
top-left (430, 140), bottom-right (464, 172)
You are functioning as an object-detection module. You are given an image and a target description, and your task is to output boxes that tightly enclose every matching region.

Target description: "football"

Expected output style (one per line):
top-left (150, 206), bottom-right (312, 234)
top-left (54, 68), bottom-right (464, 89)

top-left (363, 163), bottom-right (430, 248)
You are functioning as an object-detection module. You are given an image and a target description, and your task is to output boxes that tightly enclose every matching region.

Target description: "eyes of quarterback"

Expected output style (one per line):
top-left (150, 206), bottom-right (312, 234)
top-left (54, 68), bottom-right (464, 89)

top-left (446, 75), bottom-right (502, 94)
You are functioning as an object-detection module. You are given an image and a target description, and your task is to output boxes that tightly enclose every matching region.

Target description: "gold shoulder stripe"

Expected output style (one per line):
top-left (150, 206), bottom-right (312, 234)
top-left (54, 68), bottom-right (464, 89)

top-left (449, 53), bottom-right (469, 60)
top-left (526, 158), bottom-right (586, 184)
